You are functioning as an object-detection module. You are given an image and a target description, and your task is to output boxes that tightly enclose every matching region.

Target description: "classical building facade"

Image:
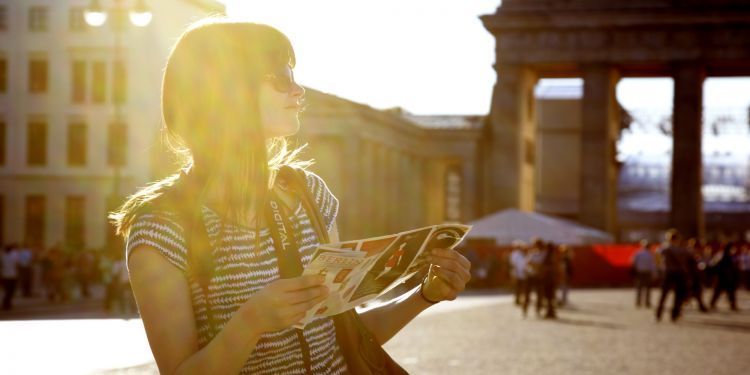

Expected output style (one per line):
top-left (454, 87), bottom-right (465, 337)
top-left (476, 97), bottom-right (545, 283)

top-left (481, 0), bottom-right (750, 238)
top-left (0, 0), bottom-right (224, 249)
top-left (297, 90), bottom-right (484, 240)
top-left (2, 0), bottom-right (748, 250)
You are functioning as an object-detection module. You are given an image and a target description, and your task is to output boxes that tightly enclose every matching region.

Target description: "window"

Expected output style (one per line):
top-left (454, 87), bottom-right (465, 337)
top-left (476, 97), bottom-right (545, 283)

top-left (27, 120), bottom-right (47, 166)
top-left (25, 195), bottom-right (45, 247)
top-left (68, 122), bottom-right (87, 166)
top-left (0, 5), bottom-right (7, 31)
top-left (29, 6), bottom-right (48, 32)
top-left (444, 166), bottom-right (462, 221)
top-left (0, 57), bottom-right (6, 92)
top-left (92, 61), bottom-right (106, 103)
top-left (113, 60), bottom-right (127, 104)
top-left (29, 58), bottom-right (48, 93)
top-left (0, 120), bottom-right (5, 165)
top-left (69, 7), bottom-right (87, 32)
top-left (65, 196), bottom-right (85, 248)
top-left (108, 122), bottom-right (127, 166)
top-left (72, 60), bottom-right (86, 102)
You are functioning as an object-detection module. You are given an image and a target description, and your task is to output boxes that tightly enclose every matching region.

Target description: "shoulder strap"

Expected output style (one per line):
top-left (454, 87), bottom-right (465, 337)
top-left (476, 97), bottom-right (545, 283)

top-left (277, 166), bottom-right (330, 244)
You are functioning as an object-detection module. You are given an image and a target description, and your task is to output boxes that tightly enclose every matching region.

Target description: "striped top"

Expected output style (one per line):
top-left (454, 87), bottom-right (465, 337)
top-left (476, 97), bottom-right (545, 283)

top-left (126, 170), bottom-right (347, 374)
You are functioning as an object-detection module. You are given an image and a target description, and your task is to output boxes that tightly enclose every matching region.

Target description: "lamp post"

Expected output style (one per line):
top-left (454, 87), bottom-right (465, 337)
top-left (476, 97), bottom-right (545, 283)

top-left (84, 0), bottom-right (152, 249)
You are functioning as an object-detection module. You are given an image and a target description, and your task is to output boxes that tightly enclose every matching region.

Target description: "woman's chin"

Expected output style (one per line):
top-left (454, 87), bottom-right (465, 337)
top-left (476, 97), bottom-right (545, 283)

top-left (266, 121), bottom-right (300, 138)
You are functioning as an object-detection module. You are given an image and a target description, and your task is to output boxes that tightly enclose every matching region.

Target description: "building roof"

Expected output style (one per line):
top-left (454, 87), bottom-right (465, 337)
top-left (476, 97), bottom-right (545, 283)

top-left (399, 113), bottom-right (485, 130)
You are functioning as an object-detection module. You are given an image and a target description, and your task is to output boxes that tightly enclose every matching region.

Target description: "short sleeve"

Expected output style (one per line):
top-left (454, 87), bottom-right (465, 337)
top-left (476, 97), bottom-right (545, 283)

top-left (304, 170), bottom-right (340, 233)
top-left (126, 211), bottom-right (189, 274)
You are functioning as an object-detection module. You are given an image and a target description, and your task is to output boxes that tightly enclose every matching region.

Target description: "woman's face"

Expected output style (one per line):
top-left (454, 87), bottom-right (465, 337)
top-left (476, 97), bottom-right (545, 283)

top-left (259, 65), bottom-right (305, 138)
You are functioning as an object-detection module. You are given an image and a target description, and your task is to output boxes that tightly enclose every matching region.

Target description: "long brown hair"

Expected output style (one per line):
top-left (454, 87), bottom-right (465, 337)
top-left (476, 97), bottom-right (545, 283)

top-left (110, 18), bottom-right (310, 240)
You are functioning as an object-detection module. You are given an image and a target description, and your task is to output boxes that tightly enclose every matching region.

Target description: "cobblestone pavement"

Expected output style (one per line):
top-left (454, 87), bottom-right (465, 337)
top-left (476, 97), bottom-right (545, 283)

top-left (384, 289), bottom-right (750, 375)
top-left (3, 288), bottom-right (749, 374)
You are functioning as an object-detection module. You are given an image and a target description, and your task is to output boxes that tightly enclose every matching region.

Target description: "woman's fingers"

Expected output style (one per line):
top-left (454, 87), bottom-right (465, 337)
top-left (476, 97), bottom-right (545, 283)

top-left (428, 251), bottom-right (471, 282)
top-left (286, 285), bottom-right (329, 305)
top-left (431, 248), bottom-right (471, 270)
top-left (433, 265), bottom-right (467, 293)
top-left (276, 275), bottom-right (325, 292)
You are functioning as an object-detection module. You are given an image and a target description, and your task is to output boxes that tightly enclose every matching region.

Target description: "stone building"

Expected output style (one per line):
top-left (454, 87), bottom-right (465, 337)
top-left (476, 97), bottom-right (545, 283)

top-left (0, 0), bottom-right (224, 250)
top-left (298, 90), bottom-right (484, 240)
top-left (481, 0), bottom-right (750, 239)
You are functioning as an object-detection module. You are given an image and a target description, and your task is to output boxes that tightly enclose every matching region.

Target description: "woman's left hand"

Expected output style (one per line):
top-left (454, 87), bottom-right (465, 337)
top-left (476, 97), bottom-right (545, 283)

top-left (421, 248), bottom-right (472, 303)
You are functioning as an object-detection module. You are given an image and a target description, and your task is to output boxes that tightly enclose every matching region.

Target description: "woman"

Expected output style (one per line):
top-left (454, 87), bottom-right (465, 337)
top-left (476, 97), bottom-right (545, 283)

top-left (111, 19), bottom-right (471, 374)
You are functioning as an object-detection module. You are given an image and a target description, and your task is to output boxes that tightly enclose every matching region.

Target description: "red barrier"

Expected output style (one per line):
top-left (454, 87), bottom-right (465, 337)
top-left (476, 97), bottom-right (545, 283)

top-left (461, 242), bottom-right (641, 288)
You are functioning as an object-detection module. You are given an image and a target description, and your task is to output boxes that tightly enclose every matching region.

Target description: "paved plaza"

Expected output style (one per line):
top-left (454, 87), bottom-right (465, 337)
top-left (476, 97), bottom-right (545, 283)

top-left (1, 288), bottom-right (749, 374)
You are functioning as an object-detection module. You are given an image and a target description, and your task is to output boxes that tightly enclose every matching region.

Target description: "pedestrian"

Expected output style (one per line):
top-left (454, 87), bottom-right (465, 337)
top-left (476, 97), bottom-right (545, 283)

top-left (655, 229), bottom-right (691, 322)
top-left (45, 245), bottom-right (65, 302)
top-left (709, 243), bottom-right (740, 311)
top-left (685, 239), bottom-right (708, 312)
top-left (100, 249), bottom-right (117, 313)
top-left (558, 245), bottom-right (573, 307)
top-left (539, 242), bottom-right (558, 319)
top-left (509, 241), bottom-right (528, 306)
top-left (631, 239), bottom-right (657, 308)
top-left (108, 18), bottom-right (471, 374)
top-left (631, 240), bottom-right (657, 308)
top-left (17, 243), bottom-right (34, 297)
top-left (1, 244), bottom-right (21, 310)
top-left (523, 239), bottom-right (544, 317)
top-left (111, 253), bottom-right (134, 315)
top-left (76, 250), bottom-right (95, 298)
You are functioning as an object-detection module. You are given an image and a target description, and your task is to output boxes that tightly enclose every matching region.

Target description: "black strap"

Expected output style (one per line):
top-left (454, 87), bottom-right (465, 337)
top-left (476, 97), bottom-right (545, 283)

top-left (265, 188), bottom-right (314, 374)
top-left (265, 189), bottom-right (304, 278)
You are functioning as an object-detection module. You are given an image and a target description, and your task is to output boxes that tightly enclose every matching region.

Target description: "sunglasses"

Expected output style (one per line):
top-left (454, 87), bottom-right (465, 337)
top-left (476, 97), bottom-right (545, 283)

top-left (263, 69), bottom-right (297, 93)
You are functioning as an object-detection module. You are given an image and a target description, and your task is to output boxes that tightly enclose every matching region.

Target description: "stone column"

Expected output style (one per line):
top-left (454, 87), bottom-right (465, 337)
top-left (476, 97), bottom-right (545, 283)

top-left (485, 64), bottom-right (537, 215)
top-left (341, 135), bottom-right (361, 238)
top-left (580, 65), bottom-right (619, 235)
top-left (670, 63), bottom-right (705, 238)
top-left (360, 141), bottom-right (376, 237)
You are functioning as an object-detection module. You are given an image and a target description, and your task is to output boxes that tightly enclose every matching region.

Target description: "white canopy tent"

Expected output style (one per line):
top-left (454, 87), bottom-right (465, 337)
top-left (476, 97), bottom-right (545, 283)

top-left (466, 209), bottom-right (614, 245)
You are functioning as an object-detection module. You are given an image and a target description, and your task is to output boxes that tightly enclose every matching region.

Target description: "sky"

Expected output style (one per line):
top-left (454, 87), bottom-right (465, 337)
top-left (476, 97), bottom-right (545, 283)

top-left (221, 1), bottom-right (750, 116)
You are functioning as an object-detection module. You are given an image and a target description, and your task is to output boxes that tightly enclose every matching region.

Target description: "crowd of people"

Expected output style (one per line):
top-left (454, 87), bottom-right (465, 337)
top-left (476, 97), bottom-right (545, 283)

top-left (630, 229), bottom-right (749, 322)
top-left (0, 243), bottom-right (135, 315)
top-left (507, 239), bottom-right (573, 319)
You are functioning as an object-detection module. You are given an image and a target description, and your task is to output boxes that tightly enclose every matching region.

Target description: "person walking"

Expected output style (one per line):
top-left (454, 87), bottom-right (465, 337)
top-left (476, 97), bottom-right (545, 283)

top-left (539, 242), bottom-right (558, 319)
top-left (523, 239), bottom-right (545, 317)
top-left (709, 243), bottom-right (740, 311)
top-left (631, 240), bottom-right (657, 308)
top-left (1, 244), bottom-right (21, 310)
top-left (558, 245), bottom-right (573, 307)
top-left (685, 239), bottom-right (708, 312)
top-left (509, 241), bottom-right (528, 306)
top-left (16, 243), bottom-right (34, 298)
top-left (109, 18), bottom-right (472, 374)
top-left (76, 250), bottom-right (95, 299)
top-left (655, 230), bottom-right (691, 322)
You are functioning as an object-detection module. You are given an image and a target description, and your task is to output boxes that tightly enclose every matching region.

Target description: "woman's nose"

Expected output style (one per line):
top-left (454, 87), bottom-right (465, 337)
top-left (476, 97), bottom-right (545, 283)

top-left (291, 81), bottom-right (305, 98)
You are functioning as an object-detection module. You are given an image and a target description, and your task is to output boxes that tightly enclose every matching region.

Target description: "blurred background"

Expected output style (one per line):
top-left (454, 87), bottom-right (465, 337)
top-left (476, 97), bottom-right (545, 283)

top-left (0, 0), bottom-right (747, 287)
top-left (0, 0), bottom-right (748, 293)
top-left (1, 1), bottom-right (749, 374)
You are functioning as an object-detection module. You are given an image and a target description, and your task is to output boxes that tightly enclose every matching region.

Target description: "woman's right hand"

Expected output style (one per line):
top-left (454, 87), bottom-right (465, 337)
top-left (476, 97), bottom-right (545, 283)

top-left (241, 274), bottom-right (329, 332)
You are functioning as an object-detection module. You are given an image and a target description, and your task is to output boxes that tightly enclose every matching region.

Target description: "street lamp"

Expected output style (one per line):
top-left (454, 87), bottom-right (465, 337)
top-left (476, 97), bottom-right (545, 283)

top-left (84, 0), bottom-right (152, 249)
top-left (84, 0), bottom-right (152, 29)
